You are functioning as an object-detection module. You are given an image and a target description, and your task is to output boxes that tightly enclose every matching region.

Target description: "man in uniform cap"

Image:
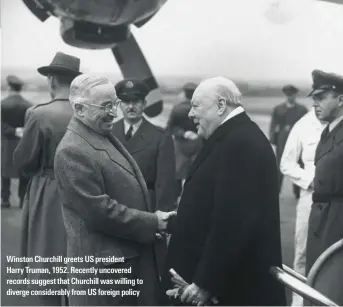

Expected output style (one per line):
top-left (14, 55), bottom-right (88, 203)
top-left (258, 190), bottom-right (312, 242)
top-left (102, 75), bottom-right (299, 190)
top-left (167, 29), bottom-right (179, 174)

top-left (305, 70), bottom-right (343, 282)
top-left (167, 82), bottom-right (203, 201)
top-left (269, 84), bottom-right (308, 197)
top-left (112, 78), bottom-right (177, 272)
top-left (13, 51), bottom-right (81, 306)
top-left (1, 75), bottom-right (32, 208)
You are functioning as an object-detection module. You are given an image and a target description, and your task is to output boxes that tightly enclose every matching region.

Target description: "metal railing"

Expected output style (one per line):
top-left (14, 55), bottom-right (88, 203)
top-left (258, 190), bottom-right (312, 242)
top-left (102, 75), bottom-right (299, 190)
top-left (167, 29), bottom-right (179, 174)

top-left (270, 266), bottom-right (339, 306)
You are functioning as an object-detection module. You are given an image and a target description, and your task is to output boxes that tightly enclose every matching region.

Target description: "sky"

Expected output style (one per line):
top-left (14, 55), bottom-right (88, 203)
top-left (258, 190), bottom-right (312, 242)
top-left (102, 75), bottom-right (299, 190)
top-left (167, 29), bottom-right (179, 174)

top-left (1, 0), bottom-right (343, 83)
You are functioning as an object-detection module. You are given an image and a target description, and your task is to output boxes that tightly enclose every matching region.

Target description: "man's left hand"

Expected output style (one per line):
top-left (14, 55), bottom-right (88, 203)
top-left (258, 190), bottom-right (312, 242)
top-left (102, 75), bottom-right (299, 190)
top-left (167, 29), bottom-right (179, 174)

top-left (180, 283), bottom-right (211, 306)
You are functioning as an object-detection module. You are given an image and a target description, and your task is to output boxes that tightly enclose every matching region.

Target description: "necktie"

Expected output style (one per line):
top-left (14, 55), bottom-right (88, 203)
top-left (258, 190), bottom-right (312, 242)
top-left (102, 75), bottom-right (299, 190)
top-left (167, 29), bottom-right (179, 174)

top-left (320, 125), bottom-right (330, 141)
top-left (126, 125), bottom-right (133, 140)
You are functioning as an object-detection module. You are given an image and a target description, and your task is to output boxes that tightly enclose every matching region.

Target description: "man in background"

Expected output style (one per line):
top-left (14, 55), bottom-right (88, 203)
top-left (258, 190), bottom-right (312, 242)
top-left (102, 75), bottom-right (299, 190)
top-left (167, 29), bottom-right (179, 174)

top-left (112, 78), bottom-right (177, 273)
top-left (167, 82), bottom-right (203, 200)
top-left (113, 79), bottom-right (176, 213)
top-left (14, 52), bottom-right (81, 306)
top-left (280, 107), bottom-right (326, 306)
top-left (270, 84), bottom-right (308, 196)
top-left (1, 75), bottom-right (32, 208)
top-left (306, 70), bottom-right (343, 277)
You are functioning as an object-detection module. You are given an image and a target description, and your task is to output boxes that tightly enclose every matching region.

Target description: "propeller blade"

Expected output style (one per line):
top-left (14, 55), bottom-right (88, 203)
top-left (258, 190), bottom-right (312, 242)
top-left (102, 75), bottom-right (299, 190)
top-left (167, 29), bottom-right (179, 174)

top-left (21, 0), bottom-right (50, 22)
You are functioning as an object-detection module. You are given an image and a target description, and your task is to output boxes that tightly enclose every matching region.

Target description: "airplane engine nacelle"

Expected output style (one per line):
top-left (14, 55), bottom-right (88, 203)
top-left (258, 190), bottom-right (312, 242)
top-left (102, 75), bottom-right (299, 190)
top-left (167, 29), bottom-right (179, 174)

top-left (22, 0), bottom-right (167, 49)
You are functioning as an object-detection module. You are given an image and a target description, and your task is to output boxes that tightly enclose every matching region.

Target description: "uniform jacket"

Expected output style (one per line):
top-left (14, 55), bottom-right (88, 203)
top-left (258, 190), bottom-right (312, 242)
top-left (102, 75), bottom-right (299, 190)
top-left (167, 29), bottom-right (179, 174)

top-left (54, 117), bottom-right (161, 305)
top-left (1, 93), bottom-right (32, 177)
top-left (13, 98), bottom-right (72, 303)
top-left (306, 119), bottom-right (343, 274)
top-left (161, 112), bottom-right (286, 306)
top-left (269, 102), bottom-right (308, 162)
top-left (112, 117), bottom-right (176, 212)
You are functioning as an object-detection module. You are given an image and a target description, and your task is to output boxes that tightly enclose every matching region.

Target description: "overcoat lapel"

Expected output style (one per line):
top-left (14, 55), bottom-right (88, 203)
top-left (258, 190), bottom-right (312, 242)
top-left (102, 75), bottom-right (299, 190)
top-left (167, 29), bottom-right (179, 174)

top-left (107, 132), bottom-right (152, 212)
top-left (185, 112), bottom-right (250, 184)
top-left (68, 117), bottom-right (152, 212)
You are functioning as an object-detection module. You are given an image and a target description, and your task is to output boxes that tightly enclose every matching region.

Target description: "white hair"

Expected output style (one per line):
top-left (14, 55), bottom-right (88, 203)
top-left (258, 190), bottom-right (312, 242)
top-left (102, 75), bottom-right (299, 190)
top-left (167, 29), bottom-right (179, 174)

top-left (198, 76), bottom-right (242, 107)
top-left (69, 73), bottom-right (116, 106)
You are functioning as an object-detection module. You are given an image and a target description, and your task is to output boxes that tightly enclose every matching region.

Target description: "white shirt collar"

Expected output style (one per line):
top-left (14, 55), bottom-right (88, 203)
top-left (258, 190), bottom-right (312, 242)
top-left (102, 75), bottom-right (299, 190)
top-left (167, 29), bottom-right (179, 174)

top-left (124, 118), bottom-right (143, 136)
top-left (329, 114), bottom-right (343, 132)
top-left (221, 106), bottom-right (245, 125)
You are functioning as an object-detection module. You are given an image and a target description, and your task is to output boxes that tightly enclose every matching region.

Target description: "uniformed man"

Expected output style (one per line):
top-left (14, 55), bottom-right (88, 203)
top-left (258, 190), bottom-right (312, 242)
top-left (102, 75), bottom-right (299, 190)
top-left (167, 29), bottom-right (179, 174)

top-left (113, 79), bottom-right (176, 212)
top-left (167, 82), bottom-right (203, 199)
top-left (1, 75), bottom-right (32, 208)
top-left (306, 70), bottom-right (343, 275)
top-left (13, 52), bottom-right (81, 306)
top-left (269, 84), bottom-right (308, 196)
top-left (112, 79), bottom-right (177, 270)
top-left (280, 107), bottom-right (327, 306)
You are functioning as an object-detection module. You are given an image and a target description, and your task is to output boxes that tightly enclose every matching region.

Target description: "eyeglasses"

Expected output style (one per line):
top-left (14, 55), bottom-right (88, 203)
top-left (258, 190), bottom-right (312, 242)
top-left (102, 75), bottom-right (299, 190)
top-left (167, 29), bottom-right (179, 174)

top-left (85, 100), bottom-right (121, 113)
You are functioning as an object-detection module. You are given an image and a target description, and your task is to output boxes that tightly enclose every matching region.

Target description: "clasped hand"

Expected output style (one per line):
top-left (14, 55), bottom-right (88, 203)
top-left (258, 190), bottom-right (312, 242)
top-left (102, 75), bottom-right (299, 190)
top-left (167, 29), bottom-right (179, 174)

top-left (155, 210), bottom-right (177, 238)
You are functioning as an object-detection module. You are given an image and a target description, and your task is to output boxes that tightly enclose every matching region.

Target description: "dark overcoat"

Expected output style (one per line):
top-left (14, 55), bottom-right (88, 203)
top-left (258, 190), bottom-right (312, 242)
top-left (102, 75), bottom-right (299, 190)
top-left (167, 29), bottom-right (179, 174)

top-left (112, 117), bottom-right (176, 212)
top-left (13, 98), bottom-right (72, 305)
top-left (306, 120), bottom-right (343, 274)
top-left (54, 117), bottom-right (161, 306)
top-left (161, 112), bottom-right (286, 306)
top-left (1, 94), bottom-right (32, 177)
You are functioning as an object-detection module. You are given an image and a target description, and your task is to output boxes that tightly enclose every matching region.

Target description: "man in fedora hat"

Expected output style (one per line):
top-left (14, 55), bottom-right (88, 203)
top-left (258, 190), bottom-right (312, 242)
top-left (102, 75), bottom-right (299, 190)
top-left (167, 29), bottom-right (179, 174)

top-left (167, 82), bottom-right (203, 201)
top-left (1, 75), bottom-right (32, 208)
top-left (13, 51), bottom-right (81, 306)
top-left (269, 84), bottom-right (307, 197)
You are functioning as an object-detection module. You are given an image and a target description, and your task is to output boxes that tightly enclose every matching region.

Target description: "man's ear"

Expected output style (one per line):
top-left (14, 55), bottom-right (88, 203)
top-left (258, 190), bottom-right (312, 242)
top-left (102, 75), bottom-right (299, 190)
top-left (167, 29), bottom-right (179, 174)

top-left (338, 94), bottom-right (343, 107)
top-left (142, 99), bottom-right (148, 110)
top-left (74, 103), bottom-right (85, 116)
top-left (217, 98), bottom-right (227, 115)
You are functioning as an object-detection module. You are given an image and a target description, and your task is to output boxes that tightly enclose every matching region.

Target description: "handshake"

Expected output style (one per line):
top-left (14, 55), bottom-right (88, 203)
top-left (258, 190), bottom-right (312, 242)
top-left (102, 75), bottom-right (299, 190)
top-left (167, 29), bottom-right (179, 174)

top-left (155, 210), bottom-right (177, 238)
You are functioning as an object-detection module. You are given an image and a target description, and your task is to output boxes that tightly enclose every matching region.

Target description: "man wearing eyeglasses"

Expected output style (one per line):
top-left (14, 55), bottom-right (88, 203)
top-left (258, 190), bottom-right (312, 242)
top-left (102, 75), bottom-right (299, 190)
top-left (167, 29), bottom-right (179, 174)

top-left (54, 74), bottom-right (176, 306)
top-left (305, 70), bottom-right (343, 279)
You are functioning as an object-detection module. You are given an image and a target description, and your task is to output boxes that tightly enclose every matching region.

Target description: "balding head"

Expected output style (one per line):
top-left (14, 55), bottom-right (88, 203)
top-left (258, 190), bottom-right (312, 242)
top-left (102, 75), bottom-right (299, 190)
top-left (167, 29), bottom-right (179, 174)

top-left (193, 77), bottom-right (242, 107)
top-left (70, 74), bottom-right (119, 135)
top-left (189, 77), bottom-right (243, 139)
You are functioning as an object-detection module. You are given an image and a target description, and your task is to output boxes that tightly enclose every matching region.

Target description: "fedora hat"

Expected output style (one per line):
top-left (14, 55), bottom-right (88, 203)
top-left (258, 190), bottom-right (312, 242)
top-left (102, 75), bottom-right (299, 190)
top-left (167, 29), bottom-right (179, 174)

top-left (37, 52), bottom-right (82, 77)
